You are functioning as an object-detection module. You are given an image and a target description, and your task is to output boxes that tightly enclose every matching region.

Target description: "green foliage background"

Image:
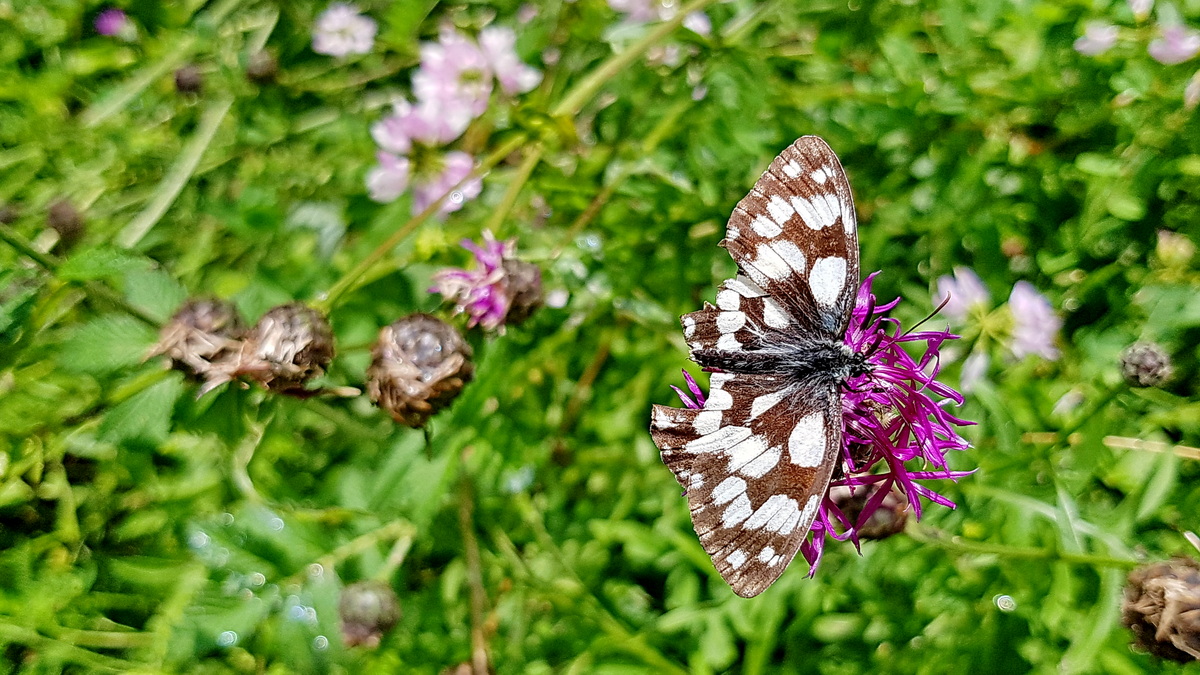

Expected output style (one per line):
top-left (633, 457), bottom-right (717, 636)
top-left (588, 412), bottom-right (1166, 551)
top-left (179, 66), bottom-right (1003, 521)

top-left (1, 0), bottom-right (1199, 672)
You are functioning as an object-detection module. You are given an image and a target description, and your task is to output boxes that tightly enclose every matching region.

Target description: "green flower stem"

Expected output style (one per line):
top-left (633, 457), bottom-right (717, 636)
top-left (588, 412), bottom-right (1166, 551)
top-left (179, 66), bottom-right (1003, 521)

top-left (0, 621), bottom-right (140, 672)
top-left (908, 524), bottom-right (1138, 569)
top-left (0, 222), bottom-right (57, 270)
top-left (484, 143), bottom-right (544, 236)
top-left (281, 519), bottom-right (416, 587)
top-left (317, 133), bottom-right (529, 311)
top-left (549, 0), bottom-right (720, 118)
top-left (458, 470), bottom-right (491, 674)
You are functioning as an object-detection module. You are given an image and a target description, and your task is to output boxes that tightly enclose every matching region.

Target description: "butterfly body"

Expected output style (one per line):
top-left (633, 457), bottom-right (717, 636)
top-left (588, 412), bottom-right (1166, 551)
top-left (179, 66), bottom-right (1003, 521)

top-left (650, 136), bottom-right (862, 598)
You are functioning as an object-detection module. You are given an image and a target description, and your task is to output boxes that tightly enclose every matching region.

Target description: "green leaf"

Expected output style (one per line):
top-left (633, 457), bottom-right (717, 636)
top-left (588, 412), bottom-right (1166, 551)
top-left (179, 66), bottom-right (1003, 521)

top-left (58, 315), bottom-right (158, 374)
top-left (58, 246), bottom-right (154, 281)
top-left (99, 372), bottom-right (183, 445)
top-left (124, 267), bottom-right (188, 323)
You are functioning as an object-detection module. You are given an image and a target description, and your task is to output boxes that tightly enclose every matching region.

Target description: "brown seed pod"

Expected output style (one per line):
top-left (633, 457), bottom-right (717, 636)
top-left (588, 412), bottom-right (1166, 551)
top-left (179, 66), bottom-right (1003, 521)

top-left (1122, 557), bottom-right (1200, 662)
top-left (367, 314), bottom-right (474, 427)
top-left (339, 580), bottom-right (401, 649)
top-left (174, 64), bottom-right (203, 94)
top-left (1120, 342), bottom-right (1173, 389)
top-left (246, 50), bottom-right (278, 84)
top-left (241, 303), bottom-right (335, 394)
top-left (501, 258), bottom-right (543, 326)
top-left (148, 298), bottom-right (245, 380)
top-left (47, 199), bottom-right (84, 251)
top-left (829, 486), bottom-right (909, 541)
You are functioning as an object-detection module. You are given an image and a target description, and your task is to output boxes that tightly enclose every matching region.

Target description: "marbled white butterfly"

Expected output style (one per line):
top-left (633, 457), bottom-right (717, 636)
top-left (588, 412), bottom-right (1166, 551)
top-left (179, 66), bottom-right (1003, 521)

top-left (650, 136), bottom-right (863, 598)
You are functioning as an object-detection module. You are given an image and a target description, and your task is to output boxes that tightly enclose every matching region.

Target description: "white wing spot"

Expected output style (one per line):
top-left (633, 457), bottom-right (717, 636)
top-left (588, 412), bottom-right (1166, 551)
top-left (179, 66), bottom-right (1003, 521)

top-left (716, 311), bottom-right (746, 333)
top-left (772, 497), bottom-right (803, 535)
top-left (811, 167), bottom-right (830, 184)
top-left (694, 410), bottom-right (722, 435)
top-left (653, 408), bottom-right (676, 429)
top-left (683, 316), bottom-right (696, 338)
top-left (842, 198), bottom-right (856, 234)
top-left (749, 389), bottom-right (788, 420)
top-left (729, 275), bottom-right (767, 297)
top-left (809, 256), bottom-right (847, 307)
top-left (687, 424), bottom-right (748, 453)
top-left (688, 473), bottom-right (704, 489)
top-left (727, 549), bottom-right (748, 570)
top-left (721, 493), bottom-right (752, 527)
top-left (762, 298), bottom-right (790, 329)
top-left (753, 243), bottom-right (792, 281)
top-left (716, 333), bottom-right (741, 351)
top-left (757, 546), bottom-right (776, 563)
top-left (726, 434), bottom-right (768, 474)
top-left (712, 475), bottom-right (747, 505)
top-left (751, 214), bottom-right (782, 238)
top-left (739, 444), bottom-right (781, 478)
top-left (745, 494), bottom-right (795, 532)
top-left (704, 387), bottom-right (733, 410)
top-left (782, 160), bottom-right (802, 178)
top-left (799, 495), bottom-right (820, 532)
top-left (788, 412), bottom-right (825, 467)
top-left (767, 195), bottom-right (794, 227)
top-left (790, 193), bottom-right (841, 231)
top-left (771, 240), bottom-right (807, 274)
top-left (716, 289), bottom-right (740, 311)
top-left (709, 373), bottom-right (733, 389)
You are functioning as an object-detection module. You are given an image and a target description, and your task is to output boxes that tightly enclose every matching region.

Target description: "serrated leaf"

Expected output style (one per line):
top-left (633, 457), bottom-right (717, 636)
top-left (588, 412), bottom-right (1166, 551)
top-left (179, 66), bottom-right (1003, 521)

top-left (58, 246), bottom-right (154, 281)
top-left (59, 315), bottom-right (158, 374)
top-left (124, 267), bottom-right (188, 323)
top-left (99, 373), bottom-right (183, 445)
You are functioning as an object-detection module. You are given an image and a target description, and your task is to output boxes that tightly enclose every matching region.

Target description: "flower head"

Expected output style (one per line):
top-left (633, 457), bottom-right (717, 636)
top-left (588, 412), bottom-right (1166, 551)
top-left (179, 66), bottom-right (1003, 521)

top-left (371, 97), bottom-right (472, 152)
top-left (1129, 0), bottom-right (1154, 21)
top-left (608, 0), bottom-right (670, 23)
top-left (1075, 22), bottom-right (1120, 56)
top-left (1008, 281), bottom-right (1061, 360)
top-left (431, 231), bottom-right (542, 331)
top-left (95, 8), bottom-right (135, 39)
top-left (934, 267), bottom-right (990, 322)
top-left (412, 151), bottom-right (482, 215)
top-left (665, 273), bottom-right (973, 575)
top-left (1122, 558), bottom-right (1200, 663)
top-left (1149, 25), bottom-right (1200, 65)
top-left (478, 27), bottom-right (543, 95)
top-left (413, 28), bottom-right (493, 116)
top-left (312, 3), bottom-right (377, 57)
top-left (365, 152), bottom-right (410, 203)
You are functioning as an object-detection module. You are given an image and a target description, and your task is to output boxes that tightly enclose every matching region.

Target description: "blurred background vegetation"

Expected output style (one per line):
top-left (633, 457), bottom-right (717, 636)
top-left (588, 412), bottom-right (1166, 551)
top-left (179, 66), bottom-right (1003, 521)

top-left (1, 0), bottom-right (1199, 672)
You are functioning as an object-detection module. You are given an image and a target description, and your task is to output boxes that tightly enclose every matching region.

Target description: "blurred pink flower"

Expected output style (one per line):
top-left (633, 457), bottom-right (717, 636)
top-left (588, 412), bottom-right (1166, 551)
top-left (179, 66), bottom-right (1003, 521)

top-left (479, 27), bottom-right (542, 95)
top-left (1008, 281), bottom-right (1061, 360)
top-left (94, 8), bottom-right (131, 38)
top-left (412, 151), bottom-right (482, 215)
top-left (1128, 0), bottom-right (1154, 21)
top-left (312, 3), bottom-right (377, 57)
top-left (683, 11), bottom-right (712, 36)
top-left (959, 351), bottom-right (990, 393)
top-left (934, 267), bottom-right (991, 322)
top-left (1149, 25), bottom-right (1200, 65)
top-left (366, 153), bottom-right (410, 203)
top-left (371, 97), bottom-right (472, 151)
top-left (413, 28), bottom-right (493, 116)
top-left (1074, 22), bottom-right (1119, 56)
top-left (430, 231), bottom-right (514, 330)
top-left (608, 0), bottom-right (666, 22)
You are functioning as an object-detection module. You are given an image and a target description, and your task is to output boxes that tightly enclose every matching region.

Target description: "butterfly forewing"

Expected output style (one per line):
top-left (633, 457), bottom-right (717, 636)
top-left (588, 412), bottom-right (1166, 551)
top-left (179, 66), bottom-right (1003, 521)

top-left (651, 136), bottom-right (861, 597)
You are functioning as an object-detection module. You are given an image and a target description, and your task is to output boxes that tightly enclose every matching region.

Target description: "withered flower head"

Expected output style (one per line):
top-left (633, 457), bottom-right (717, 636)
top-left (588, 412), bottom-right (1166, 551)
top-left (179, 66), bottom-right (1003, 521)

top-left (148, 298), bottom-right (245, 380)
top-left (242, 303), bottom-right (335, 394)
top-left (1120, 342), bottom-right (1174, 389)
top-left (339, 580), bottom-right (401, 649)
top-left (367, 314), bottom-right (474, 427)
top-left (1122, 557), bottom-right (1200, 663)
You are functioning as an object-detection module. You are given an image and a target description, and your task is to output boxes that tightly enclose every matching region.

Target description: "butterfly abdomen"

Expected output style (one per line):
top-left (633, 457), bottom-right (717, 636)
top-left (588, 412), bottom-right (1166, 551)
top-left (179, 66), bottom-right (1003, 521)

top-left (694, 336), bottom-right (869, 389)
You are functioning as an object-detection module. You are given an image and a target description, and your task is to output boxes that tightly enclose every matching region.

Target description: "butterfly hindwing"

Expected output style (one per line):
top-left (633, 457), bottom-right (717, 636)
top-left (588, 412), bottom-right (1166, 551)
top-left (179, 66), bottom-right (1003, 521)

top-left (722, 136), bottom-right (859, 339)
top-left (650, 373), bottom-right (843, 597)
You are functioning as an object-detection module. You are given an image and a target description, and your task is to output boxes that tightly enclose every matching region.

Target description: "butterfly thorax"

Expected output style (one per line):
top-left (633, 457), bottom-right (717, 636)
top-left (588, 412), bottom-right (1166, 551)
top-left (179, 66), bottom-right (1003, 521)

top-left (694, 336), bottom-right (871, 390)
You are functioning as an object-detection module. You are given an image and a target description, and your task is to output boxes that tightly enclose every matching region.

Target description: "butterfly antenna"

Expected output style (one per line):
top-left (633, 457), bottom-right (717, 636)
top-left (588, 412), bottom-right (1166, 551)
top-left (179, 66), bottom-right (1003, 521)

top-left (901, 294), bottom-right (953, 338)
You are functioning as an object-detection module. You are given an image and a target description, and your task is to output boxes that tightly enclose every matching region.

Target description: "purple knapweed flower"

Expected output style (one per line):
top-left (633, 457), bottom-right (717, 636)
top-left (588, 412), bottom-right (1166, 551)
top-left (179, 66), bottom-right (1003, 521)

top-left (413, 28), bottom-right (493, 117)
top-left (1129, 0), bottom-right (1154, 22)
top-left (365, 152), bottom-right (410, 203)
top-left (371, 97), bottom-right (472, 152)
top-left (1008, 281), bottom-right (1061, 360)
top-left (411, 151), bottom-right (482, 215)
top-left (669, 273), bottom-right (973, 575)
top-left (1074, 22), bottom-right (1119, 56)
top-left (312, 3), bottom-right (377, 57)
top-left (1149, 25), bottom-right (1200, 65)
top-left (94, 8), bottom-right (132, 38)
top-left (478, 27), bottom-right (543, 96)
top-left (934, 267), bottom-right (990, 323)
top-left (430, 231), bottom-right (519, 330)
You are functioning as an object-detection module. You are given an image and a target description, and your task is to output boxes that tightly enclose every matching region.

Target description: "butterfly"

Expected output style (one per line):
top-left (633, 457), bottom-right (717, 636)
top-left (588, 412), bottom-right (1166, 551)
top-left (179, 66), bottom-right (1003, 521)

top-left (649, 136), bottom-right (865, 598)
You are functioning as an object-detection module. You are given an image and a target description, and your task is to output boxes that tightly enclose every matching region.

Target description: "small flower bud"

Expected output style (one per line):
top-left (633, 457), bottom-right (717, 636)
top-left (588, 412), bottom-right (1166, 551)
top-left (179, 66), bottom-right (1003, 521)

top-left (174, 65), bottom-right (203, 94)
top-left (339, 581), bottom-right (401, 649)
top-left (47, 199), bottom-right (84, 251)
top-left (367, 314), bottom-right (474, 427)
top-left (246, 50), bottom-right (278, 84)
top-left (1122, 558), bottom-right (1200, 663)
top-left (243, 303), bottom-right (335, 394)
top-left (831, 487), bottom-right (909, 541)
top-left (1121, 342), bottom-right (1173, 388)
top-left (500, 258), bottom-right (543, 326)
top-left (149, 298), bottom-right (246, 379)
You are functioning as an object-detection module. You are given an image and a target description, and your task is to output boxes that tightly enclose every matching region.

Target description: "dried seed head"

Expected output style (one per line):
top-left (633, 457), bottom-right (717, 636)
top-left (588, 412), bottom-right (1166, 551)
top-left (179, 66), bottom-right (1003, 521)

top-left (501, 258), bottom-right (543, 326)
top-left (1121, 342), bottom-right (1174, 388)
top-left (47, 199), bottom-right (83, 251)
top-left (149, 298), bottom-right (245, 379)
top-left (246, 50), bottom-right (278, 84)
top-left (1122, 558), bottom-right (1200, 662)
top-left (243, 303), bottom-right (335, 394)
top-left (174, 65), bottom-right (203, 94)
top-left (338, 580), bottom-right (401, 649)
top-left (367, 314), bottom-right (474, 427)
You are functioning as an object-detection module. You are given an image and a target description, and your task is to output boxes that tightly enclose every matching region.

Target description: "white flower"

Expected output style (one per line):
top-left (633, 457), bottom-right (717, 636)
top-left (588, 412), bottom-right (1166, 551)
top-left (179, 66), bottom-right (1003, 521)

top-left (312, 4), bottom-right (377, 58)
